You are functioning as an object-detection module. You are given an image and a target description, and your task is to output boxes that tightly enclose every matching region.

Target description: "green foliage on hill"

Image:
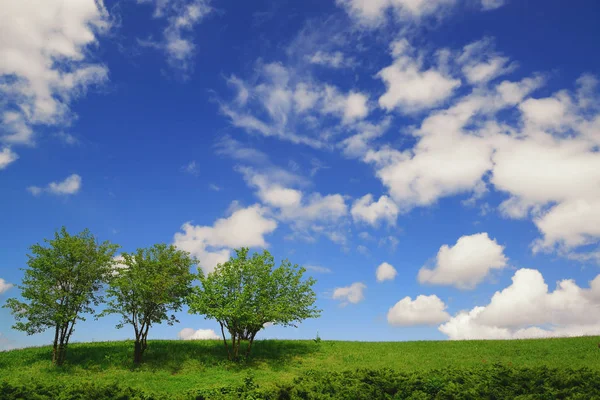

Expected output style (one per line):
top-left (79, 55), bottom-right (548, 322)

top-left (1, 337), bottom-right (600, 399)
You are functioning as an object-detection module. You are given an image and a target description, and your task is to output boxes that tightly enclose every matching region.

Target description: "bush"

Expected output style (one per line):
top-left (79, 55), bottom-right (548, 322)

top-left (2, 364), bottom-right (600, 399)
top-left (267, 365), bottom-right (600, 400)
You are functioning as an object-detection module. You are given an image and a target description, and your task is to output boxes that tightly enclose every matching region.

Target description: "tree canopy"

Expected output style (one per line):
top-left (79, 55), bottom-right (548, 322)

top-left (101, 244), bottom-right (196, 364)
top-left (3, 227), bottom-right (118, 365)
top-left (187, 248), bottom-right (321, 359)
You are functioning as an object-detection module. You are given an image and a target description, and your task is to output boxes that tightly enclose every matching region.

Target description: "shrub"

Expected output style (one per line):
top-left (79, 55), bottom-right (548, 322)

top-left (3, 364), bottom-right (600, 399)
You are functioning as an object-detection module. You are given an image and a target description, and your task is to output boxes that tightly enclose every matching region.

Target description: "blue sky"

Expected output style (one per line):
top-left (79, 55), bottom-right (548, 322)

top-left (2, 0), bottom-right (600, 349)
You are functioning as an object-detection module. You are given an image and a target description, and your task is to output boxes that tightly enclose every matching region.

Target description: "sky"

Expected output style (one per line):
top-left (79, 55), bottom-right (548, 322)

top-left (2, 0), bottom-right (600, 349)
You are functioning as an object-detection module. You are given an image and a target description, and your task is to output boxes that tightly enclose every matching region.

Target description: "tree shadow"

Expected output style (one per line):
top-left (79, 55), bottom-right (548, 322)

top-left (18, 339), bottom-right (319, 374)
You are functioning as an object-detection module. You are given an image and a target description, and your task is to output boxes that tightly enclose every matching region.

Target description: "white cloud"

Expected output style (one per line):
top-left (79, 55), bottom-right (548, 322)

top-left (28, 174), bottom-right (82, 196)
top-left (0, 278), bottom-right (13, 294)
top-left (351, 194), bottom-right (399, 226)
top-left (439, 268), bottom-right (600, 339)
top-left (332, 282), bottom-right (366, 305)
top-left (377, 39), bottom-right (461, 113)
top-left (182, 160), bottom-right (199, 176)
top-left (366, 133), bottom-right (493, 211)
top-left (0, 0), bottom-right (109, 144)
top-left (376, 262), bottom-right (397, 282)
top-left (178, 328), bottom-right (220, 340)
top-left (336, 0), bottom-right (456, 26)
top-left (138, 0), bottom-right (211, 74)
top-left (221, 63), bottom-right (370, 148)
top-left (418, 233), bottom-right (508, 289)
top-left (54, 132), bottom-right (80, 145)
top-left (48, 174), bottom-right (82, 195)
top-left (305, 265), bottom-right (332, 273)
top-left (458, 38), bottom-right (517, 85)
top-left (0, 148), bottom-right (18, 170)
top-left (308, 51), bottom-right (354, 69)
top-left (379, 235), bottom-right (399, 251)
top-left (358, 231), bottom-right (375, 241)
top-left (481, 0), bottom-right (506, 11)
top-left (365, 75), bottom-right (542, 212)
top-left (388, 295), bottom-right (450, 326)
top-left (240, 167), bottom-right (348, 233)
top-left (173, 204), bottom-right (278, 273)
top-left (26, 186), bottom-right (43, 196)
top-left (490, 86), bottom-right (600, 252)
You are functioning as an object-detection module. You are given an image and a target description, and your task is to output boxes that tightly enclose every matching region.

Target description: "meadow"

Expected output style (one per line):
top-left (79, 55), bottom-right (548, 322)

top-left (1, 336), bottom-right (600, 399)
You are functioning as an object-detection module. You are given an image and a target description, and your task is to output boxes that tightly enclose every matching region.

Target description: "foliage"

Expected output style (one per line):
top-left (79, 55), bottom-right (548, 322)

top-left (187, 248), bottom-right (321, 359)
top-left (100, 244), bottom-right (196, 364)
top-left (3, 227), bottom-right (118, 365)
top-left (2, 364), bottom-right (600, 399)
top-left (1, 337), bottom-right (600, 397)
top-left (313, 331), bottom-right (321, 344)
top-left (264, 365), bottom-right (600, 400)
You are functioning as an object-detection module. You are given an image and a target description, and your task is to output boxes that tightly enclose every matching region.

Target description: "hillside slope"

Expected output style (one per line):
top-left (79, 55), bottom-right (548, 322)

top-left (1, 337), bottom-right (600, 397)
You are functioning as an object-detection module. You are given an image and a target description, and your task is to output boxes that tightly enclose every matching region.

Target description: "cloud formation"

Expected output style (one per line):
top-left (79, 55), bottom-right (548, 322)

top-left (137, 0), bottom-right (212, 75)
top-left (388, 295), bottom-right (451, 326)
top-left (0, 0), bottom-right (109, 145)
top-left (333, 282), bottom-right (366, 305)
top-left (0, 148), bottom-right (18, 170)
top-left (28, 174), bottom-right (82, 196)
top-left (351, 194), bottom-right (399, 226)
top-left (376, 262), bottom-right (397, 282)
top-left (418, 233), bottom-right (508, 289)
top-left (0, 278), bottom-right (13, 294)
top-left (178, 328), bottom-right (220, 340)
top-left (173, 204), bottom-right (278, 273)
top-left (439, 268), bottom-right (600, 339)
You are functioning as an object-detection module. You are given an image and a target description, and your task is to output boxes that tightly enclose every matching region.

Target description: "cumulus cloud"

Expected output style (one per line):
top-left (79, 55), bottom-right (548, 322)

top-left (333, 282), bottom-right (366, 305)
top-left (418, 233), bottom-right (508, 289)
top-left (378, 39), bottom-right (461, 113)
top-left (0, 0), bottom-right (109, 145)
top-left (239, 167), bottom-right (348, 243)
top-left (178, 328), bottom-right (220, 340)
top-left (364, 72), bottom-right (542, 211)
top-left (376, 262), bottom-right (397, 282)
top-left (0, 148), bottom-right (18, 170)
top-left (336, 0), bottom-right (456, 26)
top-left (351, 194), bottom-right (399, 226)
top-left (388, 295), bottom-right (450, 326)
top-left (173, 204), bottom-right (278, 273)
top-left (0, 278), bottom-right (14, 294)
top-left (439, 268), bottom-right (600, 339)
top-left (489, 80), bottom-right (600, 254)
top-left (28, 174), bottom-right (82, 196)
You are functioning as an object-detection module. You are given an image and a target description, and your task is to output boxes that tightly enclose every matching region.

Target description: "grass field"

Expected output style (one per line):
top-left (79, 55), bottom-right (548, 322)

top-left (1, 336), bottom-right (600, 397)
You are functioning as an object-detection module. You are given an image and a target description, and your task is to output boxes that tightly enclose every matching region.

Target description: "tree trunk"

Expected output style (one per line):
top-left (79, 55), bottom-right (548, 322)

top-left (52, 324), bottom-right (60, 365)
top-left (52, 342), bottom-right (59, 365)
top-left (219, 322), bottom-right (231, 360)
top-left (134, 340), bottom-right (143, 364)
top-left (245, 332), bottom-right (257, 358)
top-left (234, 334), bottom-right (241, 360)
top-left (56, 343), bottom-right (67, 366)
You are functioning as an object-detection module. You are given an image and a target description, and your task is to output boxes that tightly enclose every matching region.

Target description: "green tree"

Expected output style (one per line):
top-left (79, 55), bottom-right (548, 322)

top-left (3, 227), bottom-right (118, 365)
top-left (100, 244), bottom-right (196, 364)
top-left (187, 248), bottom-right (321, 360)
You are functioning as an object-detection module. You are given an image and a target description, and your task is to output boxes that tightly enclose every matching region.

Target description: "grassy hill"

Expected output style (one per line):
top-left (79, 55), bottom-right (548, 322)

top-left (1, 336), bottom-right (600, 399)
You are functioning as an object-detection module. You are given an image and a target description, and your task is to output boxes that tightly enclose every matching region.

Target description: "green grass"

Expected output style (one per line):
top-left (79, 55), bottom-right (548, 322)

top-left (1, 336), bottom-right (600, 396)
